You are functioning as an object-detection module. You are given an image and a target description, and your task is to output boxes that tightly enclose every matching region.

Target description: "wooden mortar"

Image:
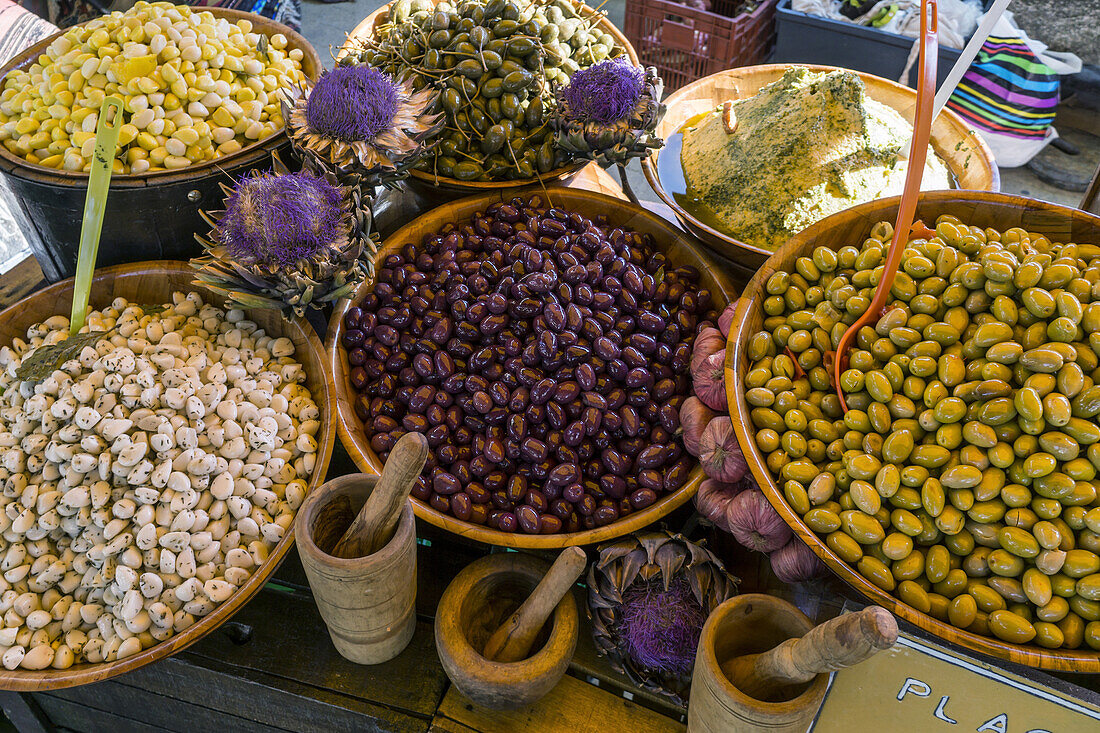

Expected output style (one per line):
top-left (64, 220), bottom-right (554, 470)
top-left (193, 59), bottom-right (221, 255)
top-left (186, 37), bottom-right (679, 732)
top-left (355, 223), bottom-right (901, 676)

top-left (294, 474), bottom-right (417, 665)
top-left (689, 595), bottom-right (891, 732)
top-left (435, 553), bottom-right (579, 710)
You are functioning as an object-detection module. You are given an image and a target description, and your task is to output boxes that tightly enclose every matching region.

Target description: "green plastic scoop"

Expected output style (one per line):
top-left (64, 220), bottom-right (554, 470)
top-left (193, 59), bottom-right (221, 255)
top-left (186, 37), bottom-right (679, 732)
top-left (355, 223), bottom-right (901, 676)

top-left (70, 96), bottom-right (123, 335)
top-left (15, 97), bottom-right (123, 381)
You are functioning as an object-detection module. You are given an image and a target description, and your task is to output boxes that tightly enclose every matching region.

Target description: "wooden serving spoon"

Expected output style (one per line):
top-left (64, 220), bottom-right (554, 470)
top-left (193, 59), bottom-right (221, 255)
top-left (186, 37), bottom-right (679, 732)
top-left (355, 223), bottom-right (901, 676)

top-left (831, 0), bottom-right (940, 412)
top-left (329, 432), bottom-right (429, 559)
top-left (481, 546), bottom-right (588, 663)
top-left (721, 605), bottom-right (898, 702)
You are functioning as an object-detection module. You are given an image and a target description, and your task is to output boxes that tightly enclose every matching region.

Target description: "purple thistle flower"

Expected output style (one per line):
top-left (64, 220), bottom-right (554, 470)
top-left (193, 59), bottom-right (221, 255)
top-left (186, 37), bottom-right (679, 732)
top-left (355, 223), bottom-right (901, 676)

top-left (615, 576), bottom-right (707, 675)
top-left (560, 58), bottom-right (644, 124)
top-left (218, 171), bottom-right (344, 268)
top-left (306, 65), bottom-right (400, 142)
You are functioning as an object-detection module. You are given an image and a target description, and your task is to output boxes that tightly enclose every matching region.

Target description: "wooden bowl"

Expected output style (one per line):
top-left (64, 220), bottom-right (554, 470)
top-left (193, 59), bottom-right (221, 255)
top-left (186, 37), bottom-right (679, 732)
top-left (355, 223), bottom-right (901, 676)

top-left (726, 191), bottom-right (1100, 672)
top-left (0, 8), bottom-right (322, 282)
top-left (434, 552), bottom-right (578, 710)
top-left (641, 64), bottom-right (1001, 270)
top-left (327, 187), bottom-right (737, 548)
top-left (339, 0), bottom-right (639, 196)
top-left (0, 262), bottom-right (336, 690)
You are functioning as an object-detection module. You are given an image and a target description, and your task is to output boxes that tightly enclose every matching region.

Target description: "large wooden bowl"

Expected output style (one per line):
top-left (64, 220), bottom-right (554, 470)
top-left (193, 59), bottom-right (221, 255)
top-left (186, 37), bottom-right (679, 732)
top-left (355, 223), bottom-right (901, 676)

top-left (642, 64), bottom-right (1000, 270)
top-left (0, 262), bottom-right (336, 690)
top-left (726, 191), bottom-right (1100, 672)
top-left (328, 187), bottom-right (736, 548)
top-left (339, 0), bottom-right (639, 197)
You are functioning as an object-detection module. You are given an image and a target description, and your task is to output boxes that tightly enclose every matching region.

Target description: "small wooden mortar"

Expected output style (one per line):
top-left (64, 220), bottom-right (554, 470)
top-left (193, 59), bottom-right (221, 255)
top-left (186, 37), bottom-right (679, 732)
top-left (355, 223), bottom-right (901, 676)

top-left (294, 474), bottom-right (417, 664)
top-left (435, 552), bottom-right (581, 710)
top-left (688, 595), bottom-right (897, 732)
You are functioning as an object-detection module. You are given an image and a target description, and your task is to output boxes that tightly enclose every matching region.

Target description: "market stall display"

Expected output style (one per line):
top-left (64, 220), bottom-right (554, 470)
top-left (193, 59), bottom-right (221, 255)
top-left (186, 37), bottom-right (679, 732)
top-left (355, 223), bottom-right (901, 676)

top-left (642, 64), bottom-right (997, 270)
top-left (0, 261), bottom-right (335, 689)
top-left (729, 190), bottom-right (1100, 671)
top-left (0, 4), bottom-right (321, 282)
top-left (339, 0), bottom-right (639, 193)
top-left (0, 0), bottom-right (1098, 722)
top-left (327, 187), bottom-right (736, 548)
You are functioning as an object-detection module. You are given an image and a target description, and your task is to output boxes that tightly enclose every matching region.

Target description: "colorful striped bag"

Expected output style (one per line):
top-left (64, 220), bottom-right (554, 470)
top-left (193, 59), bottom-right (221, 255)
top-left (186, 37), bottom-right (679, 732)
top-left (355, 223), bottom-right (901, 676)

top-left (945, 11), bottom-right (1081, 167)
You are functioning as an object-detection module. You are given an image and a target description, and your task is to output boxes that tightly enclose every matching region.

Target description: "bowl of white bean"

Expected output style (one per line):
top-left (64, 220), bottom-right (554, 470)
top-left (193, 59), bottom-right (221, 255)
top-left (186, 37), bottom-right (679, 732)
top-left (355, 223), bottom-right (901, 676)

top-left (0, 260), bottom-right (335, 690)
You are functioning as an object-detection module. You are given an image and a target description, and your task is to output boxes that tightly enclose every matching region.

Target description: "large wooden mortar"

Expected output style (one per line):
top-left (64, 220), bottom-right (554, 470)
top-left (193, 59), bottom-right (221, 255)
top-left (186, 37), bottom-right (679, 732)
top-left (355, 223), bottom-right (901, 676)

top-left (0, 261), bottom-right (336, 690)
top-left (641, 64), bottom-right (1000, 273)
top-left (688, 594), bottom-right (828, 733)
top-left (294, 474), bottom-right (417, 664)
top-left (338, 0), bottom-right (638, 200)
top-left (326, 186), bottom-right (737, 548)
top-left (435, 552), bottom-right (579, 710)
top-left (0, 8), bottom-right (322, 282)
top-left (726, 190), bottom-right (1100, 672)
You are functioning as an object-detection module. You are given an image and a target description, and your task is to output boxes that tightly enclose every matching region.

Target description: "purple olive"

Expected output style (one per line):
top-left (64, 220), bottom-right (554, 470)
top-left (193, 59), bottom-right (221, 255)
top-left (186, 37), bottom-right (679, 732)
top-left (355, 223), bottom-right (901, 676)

top-left (517, 505), bottom-right (541, 534)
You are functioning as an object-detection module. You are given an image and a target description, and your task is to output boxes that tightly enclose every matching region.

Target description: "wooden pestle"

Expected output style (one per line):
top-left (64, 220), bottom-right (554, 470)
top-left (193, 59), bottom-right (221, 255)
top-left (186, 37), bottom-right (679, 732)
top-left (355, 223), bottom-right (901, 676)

top-left (481, 547), bottom-right (588, 663)
top-left (329, 432), bottom-right (429, 559)
top-left (722, 606), bottom-right (898, 701)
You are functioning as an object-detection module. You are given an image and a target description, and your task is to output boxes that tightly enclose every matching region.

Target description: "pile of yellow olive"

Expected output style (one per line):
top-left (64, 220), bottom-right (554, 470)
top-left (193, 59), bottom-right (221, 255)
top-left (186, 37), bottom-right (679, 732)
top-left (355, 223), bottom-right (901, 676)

top-left (746, 215), bottom-right (1100, 650)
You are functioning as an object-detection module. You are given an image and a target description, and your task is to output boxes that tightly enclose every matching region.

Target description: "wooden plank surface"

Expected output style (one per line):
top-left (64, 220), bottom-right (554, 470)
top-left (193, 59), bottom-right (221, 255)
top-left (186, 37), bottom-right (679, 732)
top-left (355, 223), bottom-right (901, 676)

top-left (183, 586), bottom-right (448, 720)
top-left (436, 674), bottom-right (685, 733)
top-left (121, 653), bottom-right (426, 733)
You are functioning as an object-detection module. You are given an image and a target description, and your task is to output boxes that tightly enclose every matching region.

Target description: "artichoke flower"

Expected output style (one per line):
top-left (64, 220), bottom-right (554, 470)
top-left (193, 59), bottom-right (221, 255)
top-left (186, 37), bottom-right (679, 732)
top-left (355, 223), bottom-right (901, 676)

top-left (551, 58), bottom-right (665, 201)
top-left (191, 156), bottom-right (375, 319)
top-left (587, 530), bottom-right (737, 706)
top-left (283, 64), bottom-right (442, 191)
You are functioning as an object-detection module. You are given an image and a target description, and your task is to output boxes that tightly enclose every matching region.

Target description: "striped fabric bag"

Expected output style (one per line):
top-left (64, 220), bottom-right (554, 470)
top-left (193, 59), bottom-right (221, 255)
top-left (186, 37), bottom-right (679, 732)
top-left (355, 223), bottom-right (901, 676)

top-left (945, 12), bottom-right (1081, 167)
top-left (0, 0), bottom-right (56, 65)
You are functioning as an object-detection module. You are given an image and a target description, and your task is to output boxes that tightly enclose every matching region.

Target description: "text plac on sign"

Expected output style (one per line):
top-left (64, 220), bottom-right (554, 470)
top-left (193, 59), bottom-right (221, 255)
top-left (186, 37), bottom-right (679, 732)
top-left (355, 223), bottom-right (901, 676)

top-left (898, 678), bottom-right (1054, 733)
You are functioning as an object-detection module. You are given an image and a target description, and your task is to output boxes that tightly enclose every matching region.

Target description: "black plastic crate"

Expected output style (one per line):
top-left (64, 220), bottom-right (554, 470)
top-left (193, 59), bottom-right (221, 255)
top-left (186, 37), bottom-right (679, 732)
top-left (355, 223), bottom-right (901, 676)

top-left (772, 0), bottom-right (993, 88)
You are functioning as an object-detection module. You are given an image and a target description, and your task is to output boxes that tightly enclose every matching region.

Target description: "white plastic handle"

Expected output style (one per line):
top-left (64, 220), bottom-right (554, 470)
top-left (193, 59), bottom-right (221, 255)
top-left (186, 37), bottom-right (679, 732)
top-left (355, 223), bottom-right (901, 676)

top-left (932, 0), bottom-right (1013, 119)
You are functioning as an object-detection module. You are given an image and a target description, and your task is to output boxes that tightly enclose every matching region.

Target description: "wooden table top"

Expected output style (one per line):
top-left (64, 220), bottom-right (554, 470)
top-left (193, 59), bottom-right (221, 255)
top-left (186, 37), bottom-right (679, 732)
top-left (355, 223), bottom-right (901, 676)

top-left (0, 165), bottom-right (1097, 733)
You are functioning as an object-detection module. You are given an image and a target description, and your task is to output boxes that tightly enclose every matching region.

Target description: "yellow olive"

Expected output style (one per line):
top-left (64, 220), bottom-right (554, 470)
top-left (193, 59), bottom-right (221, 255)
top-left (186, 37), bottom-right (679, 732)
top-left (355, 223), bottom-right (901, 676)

top-left (1063, 549), bottom-right (1100, 578)
top-left (933, 568), bottom-right (969, 598)
top-left (925, 545), bottom-right (951, 583)
top-left (827, 531), bottom-right (863, 563)
top-left (988, 609), bottom-right (1037, 644)
top-left (898, 580), bottom-right (932, 613)
top-left (1059, 613), bottom-right (1086, 648)
top-left (1076, 574), bottom-right (1100, 601)
top-left (998, 526), bottom-right (1040, 558)
top-left (858, 555), bottom-right (896, 592)
top-left (969, 583), bottom-right (1008, 613)
top-left (841, 510), bottom-right (886, 545)
top-left (1033, 621), bottom-right (1065, 649)
top-left (1084, 621), bottom-right (1100, 651)
top-left (987, 549), bottom-right (1026, 577)
top-left (948, 593), bottom-right (978, 628)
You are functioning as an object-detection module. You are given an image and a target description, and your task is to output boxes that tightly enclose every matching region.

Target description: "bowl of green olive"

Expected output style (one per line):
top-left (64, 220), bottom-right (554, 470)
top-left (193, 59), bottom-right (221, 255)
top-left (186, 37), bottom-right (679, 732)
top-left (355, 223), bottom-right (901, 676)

top-left (727, 190), bottom-right (1100, 672)
top-left (341, 0), bottom-right (638, 194)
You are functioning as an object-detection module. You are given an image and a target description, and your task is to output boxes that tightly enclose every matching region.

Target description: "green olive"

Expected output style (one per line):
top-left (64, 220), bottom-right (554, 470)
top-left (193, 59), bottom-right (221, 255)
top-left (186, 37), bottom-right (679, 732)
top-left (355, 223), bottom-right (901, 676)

top-left (988, 609), bottom-right (1037, 644)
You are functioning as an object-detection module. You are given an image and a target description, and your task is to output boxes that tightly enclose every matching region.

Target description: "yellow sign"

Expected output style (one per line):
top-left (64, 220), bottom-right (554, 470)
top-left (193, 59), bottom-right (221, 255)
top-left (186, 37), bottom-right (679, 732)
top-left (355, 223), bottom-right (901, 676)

top-left (812, 632), bottom-right (1100, 733)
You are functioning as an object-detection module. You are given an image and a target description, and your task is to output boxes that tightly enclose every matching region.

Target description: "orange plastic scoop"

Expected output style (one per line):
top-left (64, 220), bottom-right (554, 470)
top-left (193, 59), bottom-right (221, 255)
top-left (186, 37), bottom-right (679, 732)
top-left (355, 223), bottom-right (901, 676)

top-left (833, 0), bottom-right (940, 412)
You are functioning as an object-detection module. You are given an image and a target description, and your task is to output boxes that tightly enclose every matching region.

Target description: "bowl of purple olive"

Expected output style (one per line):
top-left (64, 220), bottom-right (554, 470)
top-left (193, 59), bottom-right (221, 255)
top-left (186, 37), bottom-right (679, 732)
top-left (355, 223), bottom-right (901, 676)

top-left (326, 188), bottom-right (736, 548)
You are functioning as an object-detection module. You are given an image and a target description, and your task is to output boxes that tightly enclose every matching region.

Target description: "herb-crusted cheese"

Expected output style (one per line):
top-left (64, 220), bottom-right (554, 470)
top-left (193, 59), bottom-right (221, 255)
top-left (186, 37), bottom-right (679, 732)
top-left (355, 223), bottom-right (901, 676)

top-left (680, 67), bottom-right (950, 250)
